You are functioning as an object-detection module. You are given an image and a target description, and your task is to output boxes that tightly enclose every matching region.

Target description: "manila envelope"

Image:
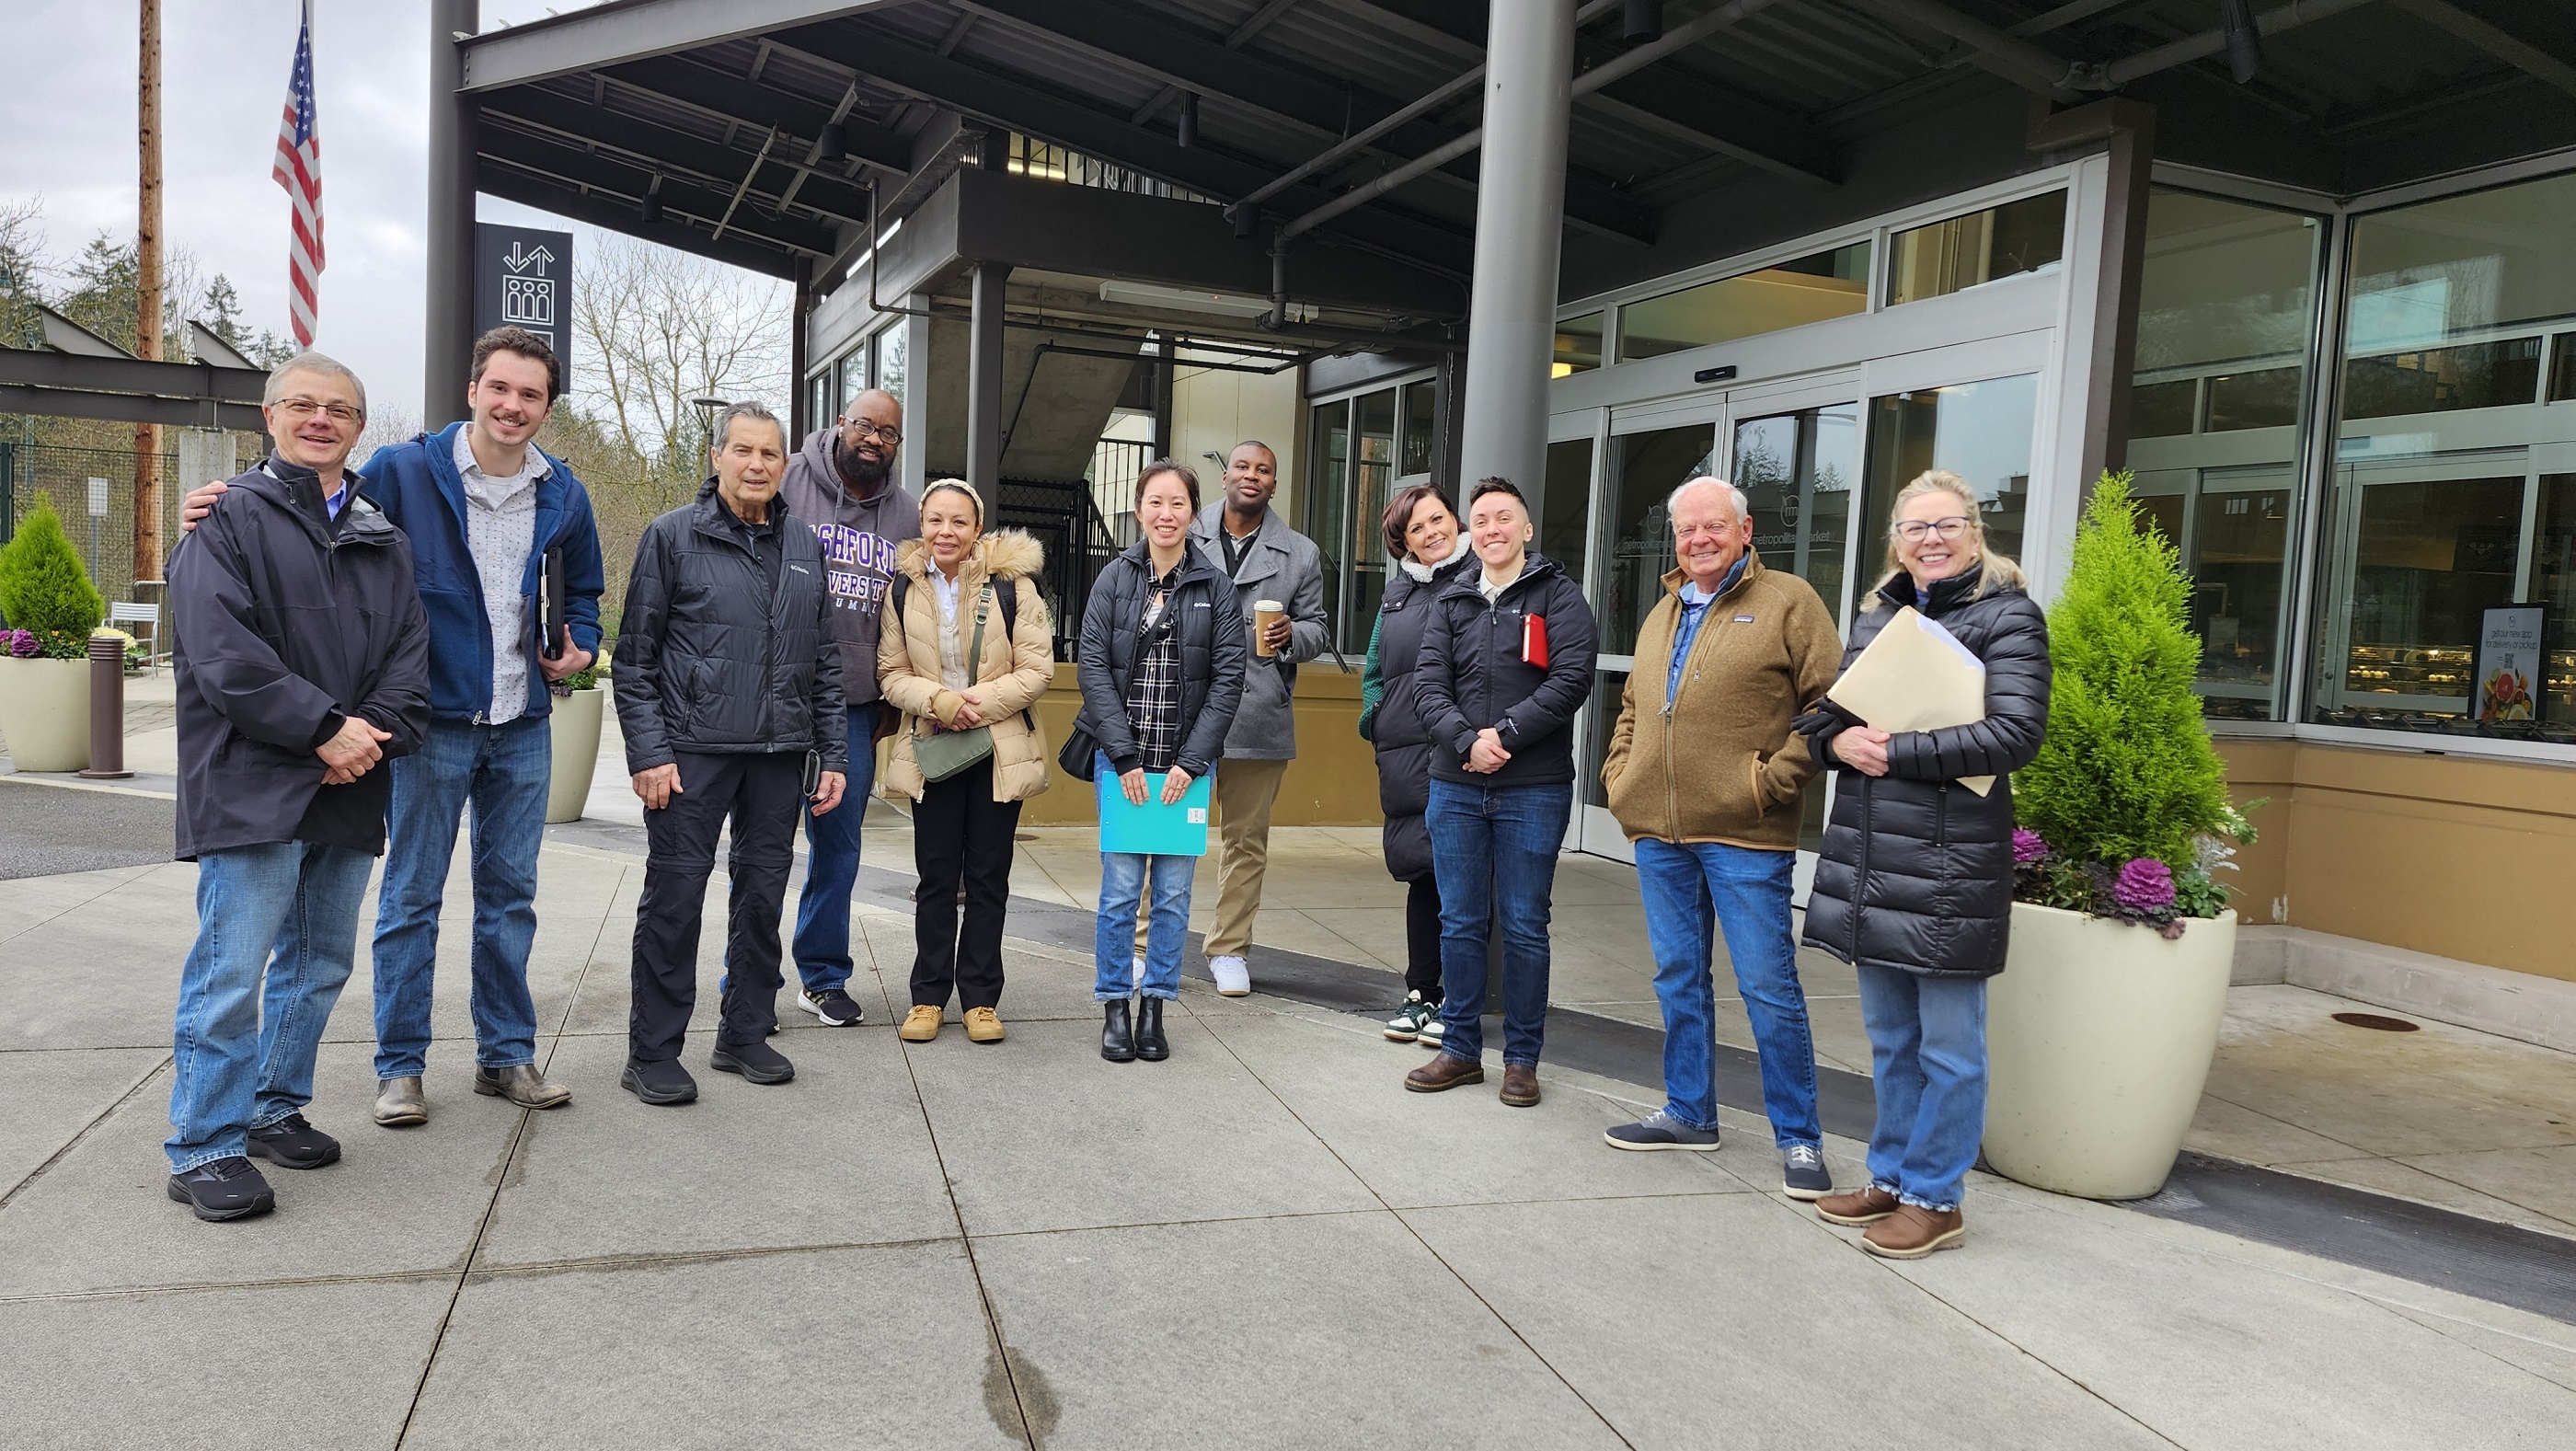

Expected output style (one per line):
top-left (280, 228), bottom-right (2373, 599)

top-left (1825, 605), bottom-right (1996, 796)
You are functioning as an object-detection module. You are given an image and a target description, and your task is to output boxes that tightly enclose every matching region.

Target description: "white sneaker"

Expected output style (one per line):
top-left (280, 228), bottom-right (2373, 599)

top-left (1210, 954), bottom-right (1251, 996)
top-left (1132, 951), bottom-right (1146, 989)
top-left (1418, 1014), bottom-right (1446, 1048)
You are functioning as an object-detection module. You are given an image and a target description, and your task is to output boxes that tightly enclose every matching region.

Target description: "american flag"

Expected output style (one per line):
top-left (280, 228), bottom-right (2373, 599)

top-left (272, 0), bottom-right (324, 347)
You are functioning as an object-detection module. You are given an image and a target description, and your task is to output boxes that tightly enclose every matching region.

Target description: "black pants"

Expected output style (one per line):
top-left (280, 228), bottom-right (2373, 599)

top-left (1405, 869), bottom-right (1445, 1002)
top-left (631, 751), bottom-right (804, 1063)
top-left (912, 755), bottom-right (1021, 1011)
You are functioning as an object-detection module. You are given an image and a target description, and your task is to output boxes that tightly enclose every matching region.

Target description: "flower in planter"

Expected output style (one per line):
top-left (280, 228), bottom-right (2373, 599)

top-left (3, 628), bottom-right (35, 659)
top-left (2012, 827), bottom-right (2051, 866)
top-left (2111, 858), bottom-right (2176, 913)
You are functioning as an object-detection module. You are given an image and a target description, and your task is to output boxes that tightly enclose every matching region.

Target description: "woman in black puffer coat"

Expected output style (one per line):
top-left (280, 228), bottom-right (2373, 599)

top-left (1359, 483), bottom-right (1476, 1047)
top-left (1798, 470), bottom-right (2049, 1261)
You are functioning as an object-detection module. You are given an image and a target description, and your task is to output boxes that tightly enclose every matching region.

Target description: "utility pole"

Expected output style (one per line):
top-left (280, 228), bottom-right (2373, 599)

top-left (133, 0), bottom-right (164, 585)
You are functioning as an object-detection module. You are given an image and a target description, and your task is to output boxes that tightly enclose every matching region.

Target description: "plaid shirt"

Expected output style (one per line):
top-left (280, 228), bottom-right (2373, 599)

top-left (1123, 563), bottom-right (1187, 773)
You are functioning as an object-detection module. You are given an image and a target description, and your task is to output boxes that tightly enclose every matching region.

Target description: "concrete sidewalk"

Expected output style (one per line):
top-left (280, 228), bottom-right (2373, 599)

top-left (3, 835), bottom-right (2573, 1449)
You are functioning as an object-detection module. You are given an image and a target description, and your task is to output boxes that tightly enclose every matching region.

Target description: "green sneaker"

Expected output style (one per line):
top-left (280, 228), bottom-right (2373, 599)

top-left (1384, 992), bottom-right (1435, 1042)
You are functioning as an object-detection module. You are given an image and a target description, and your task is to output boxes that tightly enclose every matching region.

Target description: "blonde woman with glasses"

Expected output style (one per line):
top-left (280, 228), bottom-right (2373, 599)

top-left (1795, 469), bottom-right (2051, 1260)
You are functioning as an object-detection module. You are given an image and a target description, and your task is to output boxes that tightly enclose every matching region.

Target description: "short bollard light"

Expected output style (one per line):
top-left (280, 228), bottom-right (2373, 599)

top-left (78, 632), bottom-right (132, 781)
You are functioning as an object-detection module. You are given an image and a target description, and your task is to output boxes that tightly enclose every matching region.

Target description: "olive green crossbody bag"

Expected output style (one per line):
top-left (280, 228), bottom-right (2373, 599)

top-left (912, 586), bottom-right (996, 783)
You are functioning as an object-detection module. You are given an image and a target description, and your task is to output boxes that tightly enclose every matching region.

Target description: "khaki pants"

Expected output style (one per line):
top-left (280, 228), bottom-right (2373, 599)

top-left (1134, 756), bottom-right (1290, 961)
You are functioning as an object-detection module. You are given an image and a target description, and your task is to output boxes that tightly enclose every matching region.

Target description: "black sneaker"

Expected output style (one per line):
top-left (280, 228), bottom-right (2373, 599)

top-left (622, 1058), bottom-right (699, 1105)
top-left (246, 1112), bottom-right (340, 1169)
top-left (1781, 1144), bottom-right (1834, 1201)
top-left (1604, 1109), bottom-right (1721, 1152)
top-left (710, 1039), bottom-right (796, 1085)
top-left (167, 1156), bottom-right (276, 1221)
top-left (798, 988), bottom-right (866, 1027)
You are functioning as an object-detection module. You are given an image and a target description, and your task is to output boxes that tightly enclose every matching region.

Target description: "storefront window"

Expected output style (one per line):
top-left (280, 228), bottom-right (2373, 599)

top-left (2310, 169), bottom-right (2576, 742)
top-left (1541, 438), bottom-right (1593, 586)
top-left (1555, 313), bottom-right (1603, 376)
top-left (1400, 380), bottom-right (1437, 477)
top-left (1604, 424), bottom-right (1715, 655)
top-left (2128, 190), bottom-right (2325, 721)
top-left (1859, 374), bottom-right (2037, 582)
top-left (1350, 391), bottom-right (1398, 650)
top-left (1735, 403), bottom-right (1857, 623)
top-left (1305, 400), bottom-right (1349, 648)
top-left (1616, 243), bottom-right (1870, 363)
top-left (1884, 191), bottom-right (2066, 306)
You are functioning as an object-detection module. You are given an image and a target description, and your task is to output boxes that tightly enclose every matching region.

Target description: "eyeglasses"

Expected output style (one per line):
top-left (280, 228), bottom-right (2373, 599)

top-left (1892, 516), bottom-right (1972, 543)
top-left (274, 397), bottom-right (362, 425)
top-left (842, 420), bottom-right (903, 444)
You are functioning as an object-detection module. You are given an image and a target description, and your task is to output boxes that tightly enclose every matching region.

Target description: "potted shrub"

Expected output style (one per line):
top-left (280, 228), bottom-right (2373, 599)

top-left (545, 654), bottom-right (606, 823)
top-left (0, 501), bottom-right (106, 772)
top-left (1984, 472), bottom-right (2257, 1200)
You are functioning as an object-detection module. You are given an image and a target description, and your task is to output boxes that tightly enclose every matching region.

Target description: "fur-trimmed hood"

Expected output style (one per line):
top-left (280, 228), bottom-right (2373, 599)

top-left (894, 528), bottom-right (1044, 585)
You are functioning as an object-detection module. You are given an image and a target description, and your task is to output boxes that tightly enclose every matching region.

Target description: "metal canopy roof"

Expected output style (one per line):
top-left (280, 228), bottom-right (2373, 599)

top-left (457, 0), bottom-right (2576, 286)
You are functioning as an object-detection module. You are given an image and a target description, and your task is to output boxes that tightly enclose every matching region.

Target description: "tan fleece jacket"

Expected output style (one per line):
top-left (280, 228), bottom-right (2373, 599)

top-left (1601, 551), bottom-right (1843, 850)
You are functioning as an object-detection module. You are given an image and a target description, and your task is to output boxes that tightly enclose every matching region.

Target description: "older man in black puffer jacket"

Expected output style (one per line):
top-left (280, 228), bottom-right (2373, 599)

top-left (614, 402), bottom-right (847, 1105)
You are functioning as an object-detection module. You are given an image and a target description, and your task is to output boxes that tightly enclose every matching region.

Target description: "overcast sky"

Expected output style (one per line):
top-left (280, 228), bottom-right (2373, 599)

top-left (1, 0), bottom-right (726, 421)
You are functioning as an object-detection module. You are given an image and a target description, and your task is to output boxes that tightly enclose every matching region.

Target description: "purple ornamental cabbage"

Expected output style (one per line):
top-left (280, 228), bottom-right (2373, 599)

top-left (2011, 828), bottom-right (2051, 866)
top-left (2111, 857), bottom-right (2176, 913)
top-left (4, 629), bottom-right (39, 659)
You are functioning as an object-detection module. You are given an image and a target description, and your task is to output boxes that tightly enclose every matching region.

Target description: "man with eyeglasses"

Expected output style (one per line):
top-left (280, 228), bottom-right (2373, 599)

top-left (1596, 477), bottom-right (1844, 1202)
top-left (163, 353), bottom-right (430, 1220)
top-left (184, 326), bottom-right (606, 1127)
top-left (776, 388), bottom-right (919, 1027)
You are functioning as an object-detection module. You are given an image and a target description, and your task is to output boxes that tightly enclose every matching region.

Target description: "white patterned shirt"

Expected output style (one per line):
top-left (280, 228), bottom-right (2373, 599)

top-left (453, 427), bottom-right (546, 725)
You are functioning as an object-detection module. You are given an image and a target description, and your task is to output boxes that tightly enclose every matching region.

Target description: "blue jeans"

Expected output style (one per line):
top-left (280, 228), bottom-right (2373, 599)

top-left (1426, 777), bottom-right (1571, 1067)
top-left (1096, 844), bottom-right (1195, 1002)
top-left (167, 841), bottom-right (374, 1171)
top-left (1857, 962), bottom-right (1989, 1212)
top-left (788, 706), bottom-right (879, 996)
top-left (371, 716), bottom-right (550, 1080)
top-left (1634, 838), bottom-right (1821, 1146)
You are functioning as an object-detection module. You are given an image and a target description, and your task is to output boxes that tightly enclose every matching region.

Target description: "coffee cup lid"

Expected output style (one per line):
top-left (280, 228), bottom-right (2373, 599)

top-left (1255, 599), bottom-right (1283, 610)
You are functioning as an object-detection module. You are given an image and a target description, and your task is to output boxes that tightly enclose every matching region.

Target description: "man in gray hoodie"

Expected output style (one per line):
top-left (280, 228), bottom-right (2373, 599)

top-left (773, 387), bottom-right (920, 1027)
top-left (1184, 441), bottom-right (1328, 997)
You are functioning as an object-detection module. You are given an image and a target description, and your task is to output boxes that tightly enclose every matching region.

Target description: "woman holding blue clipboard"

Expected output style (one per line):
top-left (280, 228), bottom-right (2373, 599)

top-left (1069, 461), bottom-right (1247, 1063)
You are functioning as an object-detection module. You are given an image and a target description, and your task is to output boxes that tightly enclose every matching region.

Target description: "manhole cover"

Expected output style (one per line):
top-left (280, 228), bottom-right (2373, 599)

top-left (2330, 1011), bottom-right (2421, 1032)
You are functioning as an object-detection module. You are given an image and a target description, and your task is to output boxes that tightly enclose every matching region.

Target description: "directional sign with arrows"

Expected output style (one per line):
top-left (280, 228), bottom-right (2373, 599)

top-left (474, 224), bottom-right (574, 386)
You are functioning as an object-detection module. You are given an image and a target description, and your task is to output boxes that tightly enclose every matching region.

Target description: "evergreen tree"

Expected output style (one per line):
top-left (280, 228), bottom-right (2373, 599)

top-left (2014, 471), bottom-right (2229, 869)
top-left (0, 500), bottom-right (105, 645)
top-left (201, 274), bottom-right (296, 366)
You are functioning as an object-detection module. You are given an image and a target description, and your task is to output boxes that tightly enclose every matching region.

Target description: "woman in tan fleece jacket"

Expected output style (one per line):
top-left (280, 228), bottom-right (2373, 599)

top-left (878, 480), bottom-right (1053, 1043)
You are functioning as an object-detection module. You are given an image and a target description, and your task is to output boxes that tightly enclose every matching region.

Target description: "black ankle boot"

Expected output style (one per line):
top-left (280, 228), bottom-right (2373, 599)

top-left (1100, 999), bottom-right (1135, 1062)
top-left (1134, 996), bottom-right (1169, 1061)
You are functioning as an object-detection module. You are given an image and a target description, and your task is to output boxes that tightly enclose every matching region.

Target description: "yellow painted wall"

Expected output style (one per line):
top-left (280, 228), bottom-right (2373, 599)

top-left (1015, 664), bottom-right (1384, 827)
top-left (2214, 738), bottom-right (2576, 985)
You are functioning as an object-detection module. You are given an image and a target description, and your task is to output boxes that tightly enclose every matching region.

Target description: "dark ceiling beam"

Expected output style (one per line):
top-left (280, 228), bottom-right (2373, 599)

top-left (487, 86), bottom-right (876, 227)
top-left (767, 22), bottom-right (1476, 271)
top-left (949, 0), bottom-right (1653, 241)
top-left (457, 0), bottom-right (905, 91)
top-left (2386, 0), bottom-right (2576, 101)
top-left (477, 165), bottom-right (803, 280)
top-left (601, 52), bottom-right (910, 173)
top-left (477, 128), bottom-right (835, 256)
top-left (1357, 0), bottom-right (1839, 186)
top-left (1129, 0), bottom-right (1305, 123)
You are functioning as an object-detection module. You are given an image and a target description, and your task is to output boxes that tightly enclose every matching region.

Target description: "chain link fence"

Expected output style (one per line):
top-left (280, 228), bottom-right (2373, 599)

top-left (0, 438), bottom-right (224, 608)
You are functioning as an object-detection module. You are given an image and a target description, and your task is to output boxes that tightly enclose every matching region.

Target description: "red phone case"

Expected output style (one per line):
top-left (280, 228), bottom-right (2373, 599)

top-left (1523, 613), bottom-right (1549, 668)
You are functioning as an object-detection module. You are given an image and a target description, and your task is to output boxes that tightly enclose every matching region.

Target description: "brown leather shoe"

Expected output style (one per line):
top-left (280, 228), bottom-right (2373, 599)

top-left (962, 1007), bottom-right (1005, 1043)
top-left (899, 1005), bottom-right (942, 1042)
top-left (1861, 1203), bottom-right (1965, 1259)
top-left (1405, 1053), bottom-right (1485, 1093)
top-left (1815, 1184), bottom-right (1901, 1226)
top-left (1499, 1063), bottom-right (1540, 1108)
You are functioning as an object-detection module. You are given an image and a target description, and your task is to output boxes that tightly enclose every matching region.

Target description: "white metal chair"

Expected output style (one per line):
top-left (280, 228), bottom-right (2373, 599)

top-left (109, 601), bottom-right (162, 676)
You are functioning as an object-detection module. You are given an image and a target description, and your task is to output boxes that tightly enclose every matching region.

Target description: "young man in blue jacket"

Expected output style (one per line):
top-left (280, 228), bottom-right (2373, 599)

top-left (185, 327), bottom-right (604, 1126)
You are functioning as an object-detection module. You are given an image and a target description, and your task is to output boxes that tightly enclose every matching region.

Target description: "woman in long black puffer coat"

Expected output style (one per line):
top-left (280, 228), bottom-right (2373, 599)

top-left (1798, 469), bottom-right (2049, 1262)
top-left (1358, 483), bottom-right (1476, 1048)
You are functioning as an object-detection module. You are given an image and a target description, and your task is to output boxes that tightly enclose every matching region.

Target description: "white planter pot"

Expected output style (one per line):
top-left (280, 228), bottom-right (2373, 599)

top-left (1982, 900), bottom-right (2238, 1200)
top-left (0, 657), bottom-right (92, 773)
top-left (545, 687), bottom-right (605, 824)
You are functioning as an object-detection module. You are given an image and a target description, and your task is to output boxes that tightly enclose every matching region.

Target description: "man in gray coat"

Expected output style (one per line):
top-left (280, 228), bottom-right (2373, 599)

top-left (1179, 440), bottom-right (1328, 996)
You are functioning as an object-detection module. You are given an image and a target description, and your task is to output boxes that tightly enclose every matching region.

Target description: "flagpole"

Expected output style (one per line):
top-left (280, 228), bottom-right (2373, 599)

top-left (134, 0), bottom-right (164, 585)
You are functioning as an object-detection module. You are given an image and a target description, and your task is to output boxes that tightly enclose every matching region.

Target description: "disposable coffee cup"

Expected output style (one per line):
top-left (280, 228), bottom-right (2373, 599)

top-left (1254, 600), bottom-right (1285, 658)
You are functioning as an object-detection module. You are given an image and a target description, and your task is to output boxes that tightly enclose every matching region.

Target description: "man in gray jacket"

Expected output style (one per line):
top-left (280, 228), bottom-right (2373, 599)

top-left (774, 387), bottom-right (918, 1028)
top-left (1182, 440), bottom-right (1328, 996)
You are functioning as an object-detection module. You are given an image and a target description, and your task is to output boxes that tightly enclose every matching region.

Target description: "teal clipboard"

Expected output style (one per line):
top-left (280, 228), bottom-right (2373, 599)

top-left (1097, 769), bottom-right (1213, 857)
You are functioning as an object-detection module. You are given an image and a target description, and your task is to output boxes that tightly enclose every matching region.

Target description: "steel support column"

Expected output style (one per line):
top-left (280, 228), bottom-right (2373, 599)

top-left (789, 255), bottom-right (812, 440)
top-left (1456, 0), bottom-right (1574, 498)
top-left (1151, 335), bottom-right (1176, 460)
top-left (2037, 98), bottom-right (2156, 486)
top-left (967, 259), bottom-right (1009, 492)
top-left (426, 0), bottom-right (480, 428)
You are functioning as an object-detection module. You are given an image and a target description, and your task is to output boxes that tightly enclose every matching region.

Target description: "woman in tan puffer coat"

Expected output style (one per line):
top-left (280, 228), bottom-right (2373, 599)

top-left (878, 479), bottom-right (1053, 1043)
